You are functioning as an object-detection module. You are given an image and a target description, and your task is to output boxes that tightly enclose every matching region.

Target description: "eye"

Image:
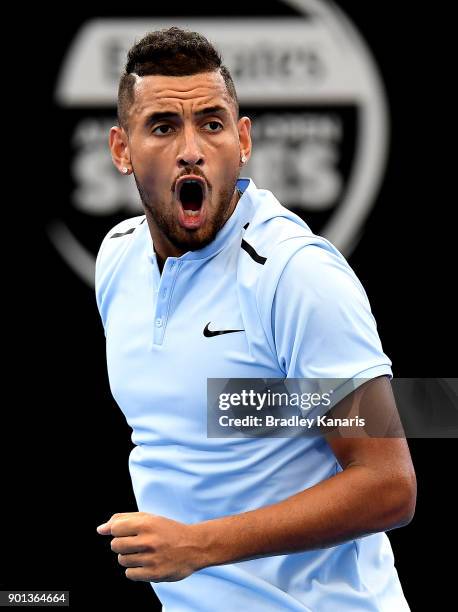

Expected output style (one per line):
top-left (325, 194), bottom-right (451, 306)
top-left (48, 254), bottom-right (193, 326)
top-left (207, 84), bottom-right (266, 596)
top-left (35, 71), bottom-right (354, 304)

top-left (203, 121), bottom-right (223, 132)
top-left (152, 124), bottom-right (174, 135)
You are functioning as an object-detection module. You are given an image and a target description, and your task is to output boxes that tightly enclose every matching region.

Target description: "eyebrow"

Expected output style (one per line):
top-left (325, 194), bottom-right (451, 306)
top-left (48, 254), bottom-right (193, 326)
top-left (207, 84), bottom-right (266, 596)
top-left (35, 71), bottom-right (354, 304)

top-left (144, 105), bottom-right (229, 127)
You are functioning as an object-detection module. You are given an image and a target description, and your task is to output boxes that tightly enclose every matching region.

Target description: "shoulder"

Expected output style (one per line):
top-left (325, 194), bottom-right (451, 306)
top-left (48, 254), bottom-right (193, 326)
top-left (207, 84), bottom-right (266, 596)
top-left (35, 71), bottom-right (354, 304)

top-left (97, 214), bottom-right (146, 249)
top-left (237, 187), bottom-right (365, 339)
top-left (107, 215), bottom-right (146, 238)
top-left (277, 241), bottom-right (367, 301)
top-left (242, 190), bottom-right (314, 262)
top-left (251, 231), bottom-right (370, 339)
top-left (239, 185), bottom-right (346, 277)
top-left (244, 222), bottom-right (358, 307)
top-left (95, 215), bottom-right (146, 269)
top-left (239, 184), bottom-right (354, 298)
top-left (95, 214), bottom-right (146, 303)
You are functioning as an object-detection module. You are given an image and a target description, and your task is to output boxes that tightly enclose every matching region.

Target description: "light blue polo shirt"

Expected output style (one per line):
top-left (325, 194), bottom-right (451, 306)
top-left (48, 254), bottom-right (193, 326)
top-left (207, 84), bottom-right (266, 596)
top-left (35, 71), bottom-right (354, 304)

top-left (95, 178), bottom-right (409, 611)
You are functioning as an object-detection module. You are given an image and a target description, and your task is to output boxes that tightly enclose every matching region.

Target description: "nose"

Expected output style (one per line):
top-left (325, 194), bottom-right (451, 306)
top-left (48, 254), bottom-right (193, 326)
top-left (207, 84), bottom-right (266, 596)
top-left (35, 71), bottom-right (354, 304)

top-left (177, 126), bottom-right (204, 167)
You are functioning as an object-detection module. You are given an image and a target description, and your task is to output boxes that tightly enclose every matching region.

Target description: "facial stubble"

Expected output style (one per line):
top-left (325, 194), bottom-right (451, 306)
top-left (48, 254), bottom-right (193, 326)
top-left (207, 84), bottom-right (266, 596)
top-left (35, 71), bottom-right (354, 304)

top-left (134, 171), bottom-right (240, 252)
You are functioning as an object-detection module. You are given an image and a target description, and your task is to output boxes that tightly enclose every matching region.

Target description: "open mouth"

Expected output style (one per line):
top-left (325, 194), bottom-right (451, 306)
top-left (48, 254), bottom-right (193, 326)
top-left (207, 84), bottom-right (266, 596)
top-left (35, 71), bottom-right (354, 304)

top-left (176, 177), bottom-right (207, 229)
top-left (178, 179), bottom-right (204, 215)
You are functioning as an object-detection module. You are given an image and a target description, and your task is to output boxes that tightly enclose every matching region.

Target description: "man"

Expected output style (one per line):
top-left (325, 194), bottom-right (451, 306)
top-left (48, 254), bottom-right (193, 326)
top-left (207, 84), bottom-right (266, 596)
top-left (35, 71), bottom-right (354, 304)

top-left (95, 27), bottom-right (416, 611)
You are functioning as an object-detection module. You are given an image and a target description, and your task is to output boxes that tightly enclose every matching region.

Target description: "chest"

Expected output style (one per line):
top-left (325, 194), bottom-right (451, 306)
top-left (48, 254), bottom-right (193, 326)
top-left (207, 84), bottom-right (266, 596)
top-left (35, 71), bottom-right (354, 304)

top-left (104, 252), bottom-right (281, 435)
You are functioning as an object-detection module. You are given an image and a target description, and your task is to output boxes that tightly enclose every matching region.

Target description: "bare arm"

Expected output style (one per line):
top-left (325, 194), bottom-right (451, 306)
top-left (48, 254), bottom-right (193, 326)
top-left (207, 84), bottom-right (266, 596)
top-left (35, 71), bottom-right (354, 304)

top-left (193, 376), bottom-right (417, 569)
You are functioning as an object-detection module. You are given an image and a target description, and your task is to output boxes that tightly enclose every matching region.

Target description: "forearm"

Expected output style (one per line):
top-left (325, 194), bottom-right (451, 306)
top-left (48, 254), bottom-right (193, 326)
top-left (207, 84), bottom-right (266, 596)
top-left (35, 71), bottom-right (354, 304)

top-left (192, 465), bottom-right (415, 570)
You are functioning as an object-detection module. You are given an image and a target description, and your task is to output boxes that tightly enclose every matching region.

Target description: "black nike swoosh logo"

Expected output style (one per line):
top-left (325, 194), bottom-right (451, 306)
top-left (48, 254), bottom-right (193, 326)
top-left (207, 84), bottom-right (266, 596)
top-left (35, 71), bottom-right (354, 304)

top-left (203, 322), bottom-right (244, 337)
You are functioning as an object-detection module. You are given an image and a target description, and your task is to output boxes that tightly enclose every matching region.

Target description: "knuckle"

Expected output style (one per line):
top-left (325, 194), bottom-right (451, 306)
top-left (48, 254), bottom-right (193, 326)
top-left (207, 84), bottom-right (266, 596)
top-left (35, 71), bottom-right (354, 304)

top-left (144, 537), bottom-right (156, 552)
top-left (140, 516), bottom-right (150, 530)
top-left (139, 539), bottom-right (150, 552)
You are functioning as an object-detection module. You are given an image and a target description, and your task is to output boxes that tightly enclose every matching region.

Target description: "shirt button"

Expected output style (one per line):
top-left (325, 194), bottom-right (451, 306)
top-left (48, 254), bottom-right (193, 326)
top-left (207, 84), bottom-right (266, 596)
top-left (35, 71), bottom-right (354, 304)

top-left (155, 318), bottom-right (163, 327)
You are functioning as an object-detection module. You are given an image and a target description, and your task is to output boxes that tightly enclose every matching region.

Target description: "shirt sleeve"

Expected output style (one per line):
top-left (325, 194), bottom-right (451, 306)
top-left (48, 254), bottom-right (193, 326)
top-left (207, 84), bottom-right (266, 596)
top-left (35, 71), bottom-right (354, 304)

top-left (271, 242), bottom-right (393, 386)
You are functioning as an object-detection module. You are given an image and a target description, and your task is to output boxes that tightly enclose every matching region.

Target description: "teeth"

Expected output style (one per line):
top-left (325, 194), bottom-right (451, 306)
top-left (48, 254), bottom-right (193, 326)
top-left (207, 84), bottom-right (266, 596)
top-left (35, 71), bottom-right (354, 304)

top-left (183, 209), bottom-right (200, 216)
top-left (181, 179), bottom-right (202, 187)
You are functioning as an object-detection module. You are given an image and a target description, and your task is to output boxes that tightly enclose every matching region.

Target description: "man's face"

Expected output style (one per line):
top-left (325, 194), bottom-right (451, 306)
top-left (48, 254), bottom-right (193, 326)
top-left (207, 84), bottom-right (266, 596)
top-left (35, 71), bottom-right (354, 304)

top-left (110, 71), bottom-right (251, 256)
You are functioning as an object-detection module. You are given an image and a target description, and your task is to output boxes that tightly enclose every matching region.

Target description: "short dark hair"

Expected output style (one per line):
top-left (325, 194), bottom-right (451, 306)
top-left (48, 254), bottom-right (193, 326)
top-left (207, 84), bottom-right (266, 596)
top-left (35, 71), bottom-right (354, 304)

top-left (117, 27), bottom-right (239, 131)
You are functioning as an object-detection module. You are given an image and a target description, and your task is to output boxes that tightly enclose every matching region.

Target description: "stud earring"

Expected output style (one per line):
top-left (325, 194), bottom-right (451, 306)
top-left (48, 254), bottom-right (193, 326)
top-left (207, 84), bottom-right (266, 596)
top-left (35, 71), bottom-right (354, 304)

top-left (240, 154), bottom-right (247, 164)
top-left (122, 167), bottom-right (129, 175)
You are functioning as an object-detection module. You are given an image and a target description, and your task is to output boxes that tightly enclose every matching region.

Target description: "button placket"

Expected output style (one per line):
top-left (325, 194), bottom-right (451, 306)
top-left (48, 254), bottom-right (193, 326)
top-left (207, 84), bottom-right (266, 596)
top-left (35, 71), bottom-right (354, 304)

top-left (152, 259), bottom-right (179, 345)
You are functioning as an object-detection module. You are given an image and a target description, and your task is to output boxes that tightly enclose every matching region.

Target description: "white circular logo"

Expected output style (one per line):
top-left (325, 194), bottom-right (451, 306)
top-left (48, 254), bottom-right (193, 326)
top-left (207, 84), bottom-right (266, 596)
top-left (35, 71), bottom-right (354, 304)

top-left (49, 0), bottom-right (389, 286)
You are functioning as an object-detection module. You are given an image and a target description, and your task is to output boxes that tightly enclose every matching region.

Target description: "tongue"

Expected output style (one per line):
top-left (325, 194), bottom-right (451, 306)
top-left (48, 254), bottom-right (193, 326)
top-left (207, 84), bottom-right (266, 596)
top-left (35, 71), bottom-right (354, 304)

top-left (182, 201), bottom-right (201, 211)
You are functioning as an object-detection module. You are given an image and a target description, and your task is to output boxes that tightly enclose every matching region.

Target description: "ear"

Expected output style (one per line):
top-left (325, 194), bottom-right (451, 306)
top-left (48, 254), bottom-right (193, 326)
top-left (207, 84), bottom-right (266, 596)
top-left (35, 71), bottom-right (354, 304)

top-left (109, 126), bottom-right (131, 174)
top-left (237, 116), bottom-right (252, 164)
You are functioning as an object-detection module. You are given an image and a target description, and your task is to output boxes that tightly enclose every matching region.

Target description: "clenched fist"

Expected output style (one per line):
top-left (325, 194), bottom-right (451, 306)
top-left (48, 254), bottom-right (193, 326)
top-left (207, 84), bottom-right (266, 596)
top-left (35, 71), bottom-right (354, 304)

top-left (97, 512), bottom-right (204, 582)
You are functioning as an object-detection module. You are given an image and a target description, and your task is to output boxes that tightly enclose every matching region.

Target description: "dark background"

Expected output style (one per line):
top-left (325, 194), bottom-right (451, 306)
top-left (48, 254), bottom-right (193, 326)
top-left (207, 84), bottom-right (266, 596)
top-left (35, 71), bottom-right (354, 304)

top-left (3, 2), bottom-right (454, 609)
